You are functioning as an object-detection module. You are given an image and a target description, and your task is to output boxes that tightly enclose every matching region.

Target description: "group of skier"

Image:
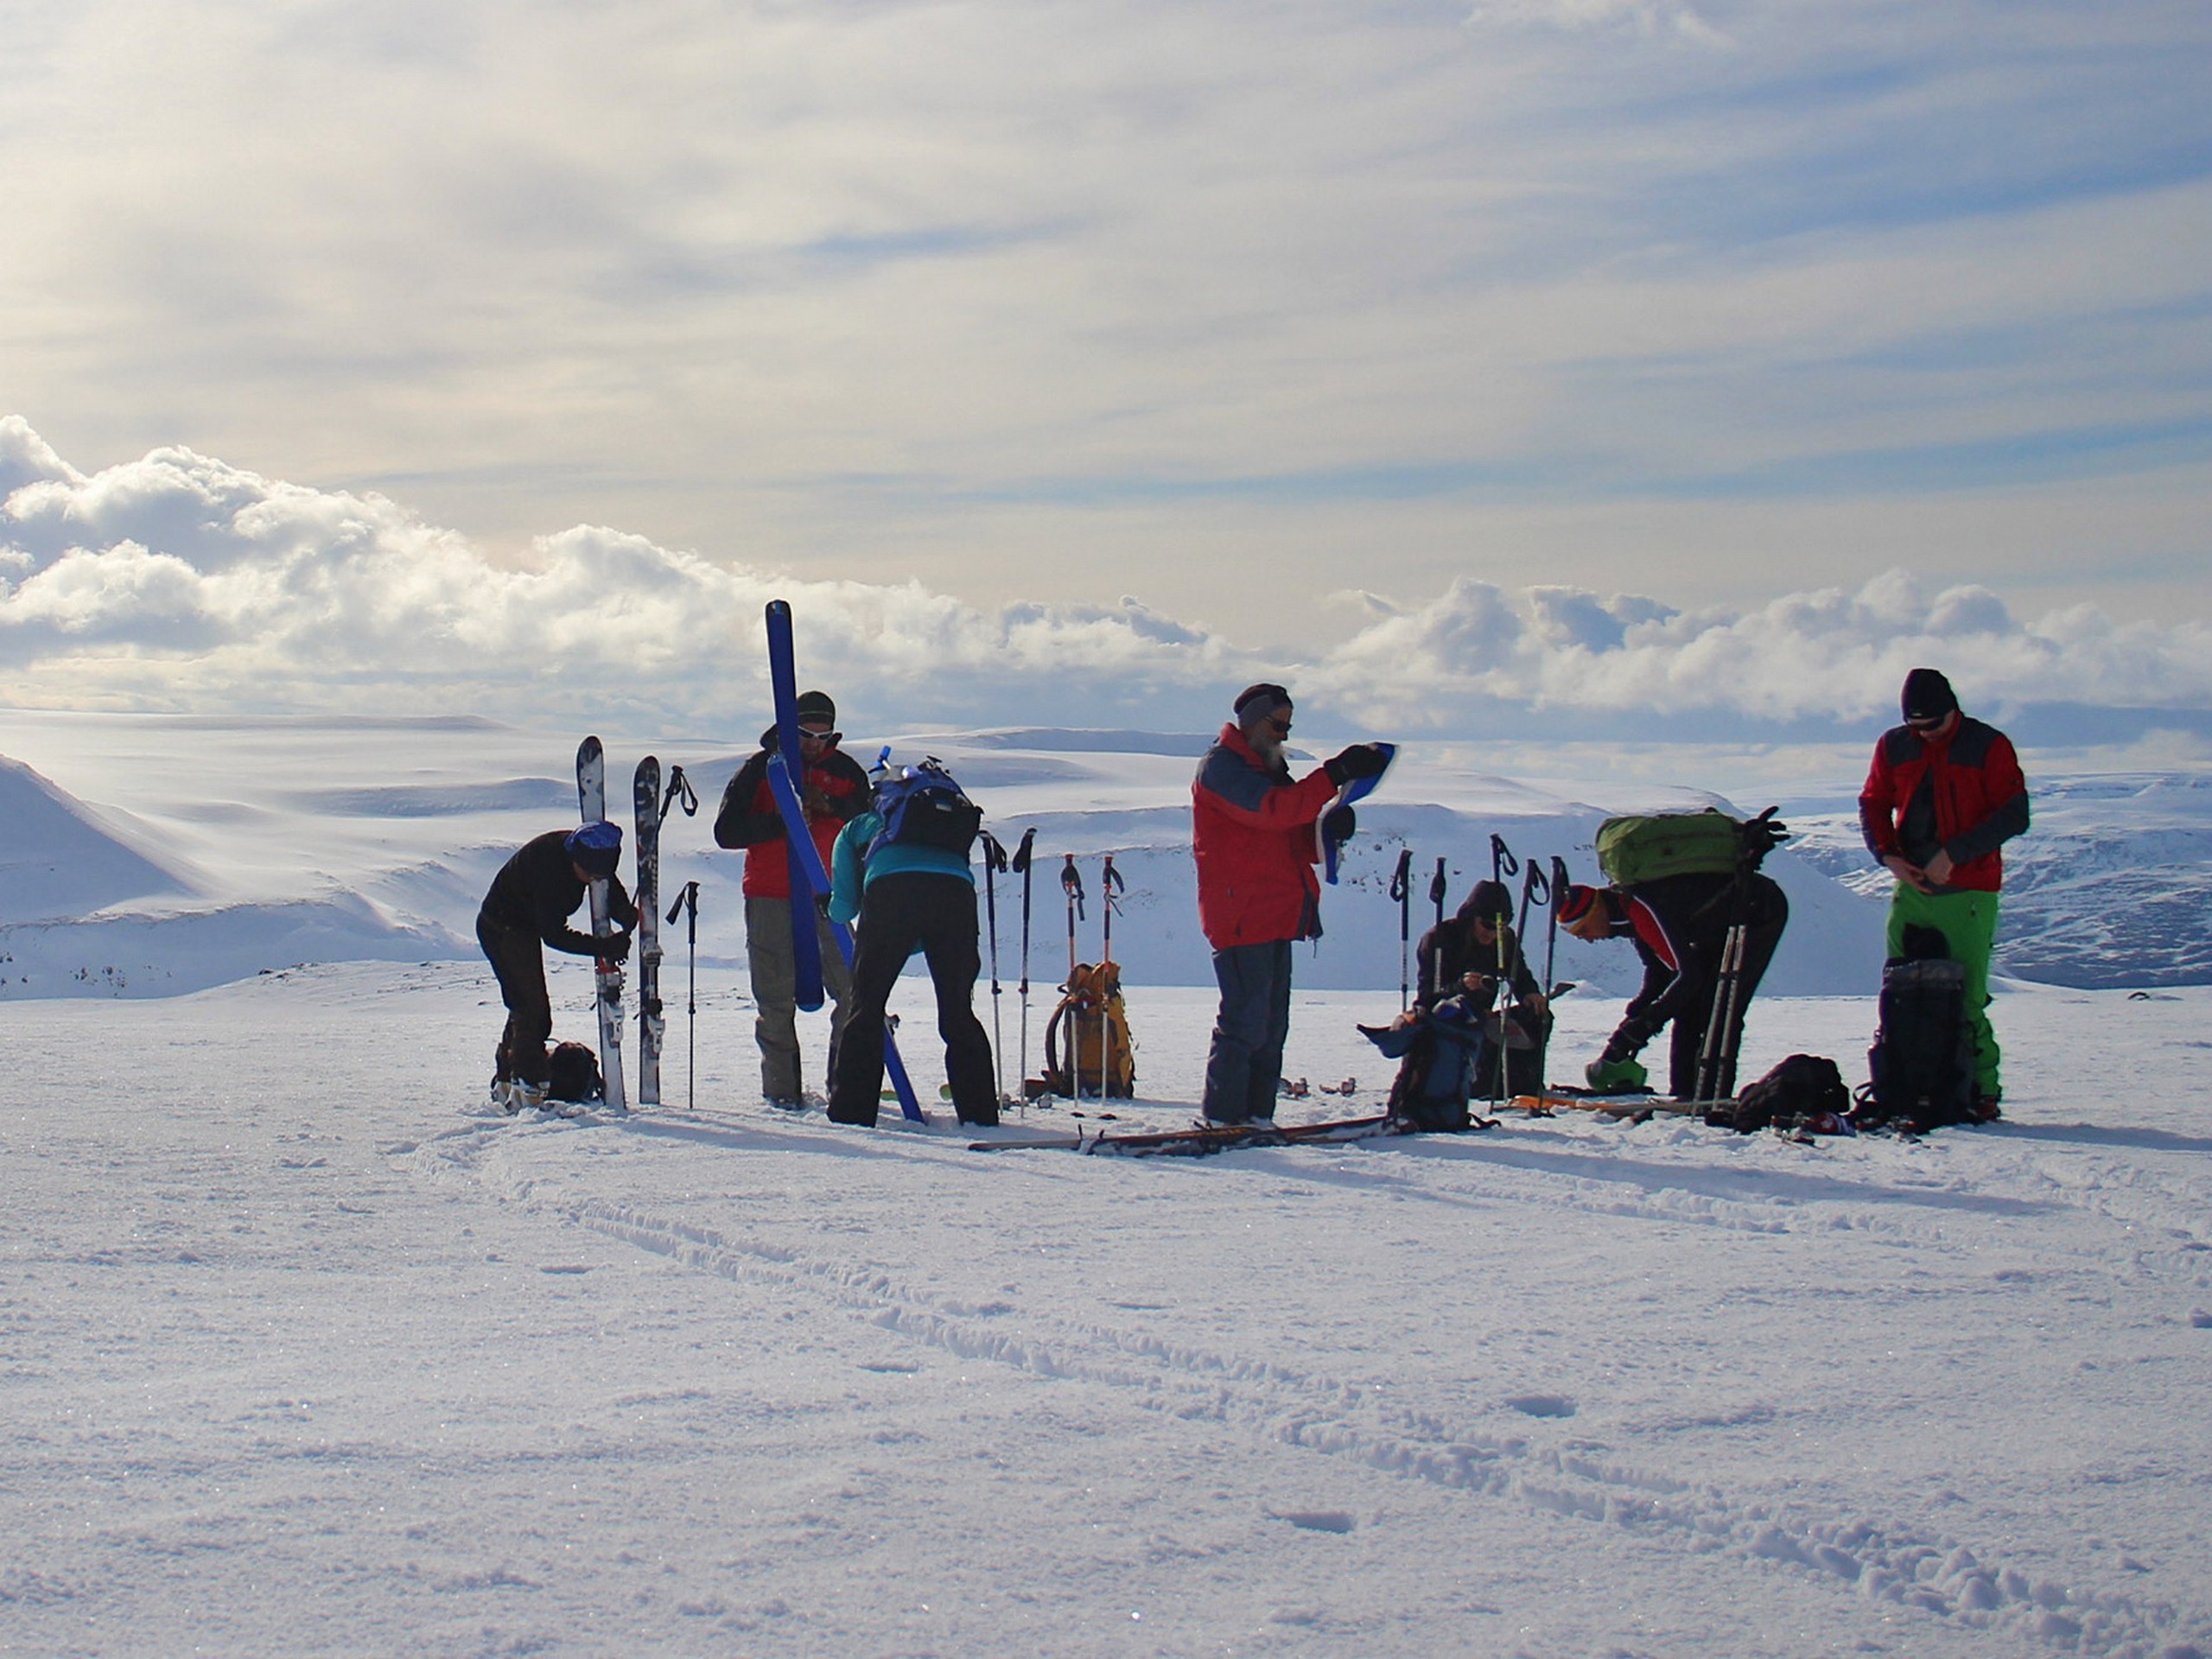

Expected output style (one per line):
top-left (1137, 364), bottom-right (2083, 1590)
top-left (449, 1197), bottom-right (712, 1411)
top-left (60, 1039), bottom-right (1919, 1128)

top-left (475, 664), bottom-right (2027, 1128)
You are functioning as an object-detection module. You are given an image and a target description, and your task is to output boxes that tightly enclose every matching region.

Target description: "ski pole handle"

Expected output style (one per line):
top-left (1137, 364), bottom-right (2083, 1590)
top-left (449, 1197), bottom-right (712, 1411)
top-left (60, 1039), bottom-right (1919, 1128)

top-left (1061, 854), bottom-right (1086, 920)
top-left (659, 765), bottom-right (699, 824)
top-left (664, 879), bottom-right (698, 928)
top-left (1490, 833), bottom-right (1518, 883)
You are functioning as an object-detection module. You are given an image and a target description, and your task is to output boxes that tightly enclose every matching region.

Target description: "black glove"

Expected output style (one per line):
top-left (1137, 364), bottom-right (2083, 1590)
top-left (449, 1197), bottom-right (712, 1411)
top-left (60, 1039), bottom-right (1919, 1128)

top-left (602, 929), bottom-right (634, 963)
top-left (1324, 743), bottom-right (1390, 785)
top-left (1321, 804), bottom-right (1357, 842)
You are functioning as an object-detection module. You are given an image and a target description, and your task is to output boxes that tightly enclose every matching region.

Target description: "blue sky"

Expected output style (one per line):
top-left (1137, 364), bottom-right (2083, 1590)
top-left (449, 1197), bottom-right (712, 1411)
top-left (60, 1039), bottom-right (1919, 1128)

top-left (2, 0), bottom-right (2208, 655)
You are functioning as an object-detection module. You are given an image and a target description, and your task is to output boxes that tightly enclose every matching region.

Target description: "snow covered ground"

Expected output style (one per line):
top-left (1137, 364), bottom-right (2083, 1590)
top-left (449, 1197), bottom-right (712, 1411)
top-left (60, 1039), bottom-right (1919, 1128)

top-left (3, 711), bottom-right (2210, 1656)
top-left (3, 964), bottom-right (2209, 1658)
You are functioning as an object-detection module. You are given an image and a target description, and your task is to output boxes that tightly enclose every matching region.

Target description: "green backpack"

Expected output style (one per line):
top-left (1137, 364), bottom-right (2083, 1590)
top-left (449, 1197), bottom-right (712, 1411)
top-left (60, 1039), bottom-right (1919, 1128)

top-left (1593, 809), bottom-right (1745, 887)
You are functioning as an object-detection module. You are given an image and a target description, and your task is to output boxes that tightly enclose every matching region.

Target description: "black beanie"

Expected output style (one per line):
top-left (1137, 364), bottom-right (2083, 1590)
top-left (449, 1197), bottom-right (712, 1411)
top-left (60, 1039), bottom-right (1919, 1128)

top-left (796, 690), bottom-right (837, 726)
top-left (1233, 683), bottom-right (1293, 726)
top-left (1901, 668), bottom-right (1959, 722)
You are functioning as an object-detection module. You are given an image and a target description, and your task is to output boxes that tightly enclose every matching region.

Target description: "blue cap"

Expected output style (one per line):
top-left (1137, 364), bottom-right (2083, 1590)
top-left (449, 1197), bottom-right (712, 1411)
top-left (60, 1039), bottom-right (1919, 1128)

top-left (565, 820), bottom-right (622, 877)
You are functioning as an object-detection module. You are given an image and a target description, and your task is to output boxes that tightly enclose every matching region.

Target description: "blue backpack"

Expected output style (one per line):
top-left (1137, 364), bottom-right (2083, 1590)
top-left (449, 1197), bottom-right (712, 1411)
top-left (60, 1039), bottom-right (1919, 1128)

top-left (868, 756), bottom-right (982, 859)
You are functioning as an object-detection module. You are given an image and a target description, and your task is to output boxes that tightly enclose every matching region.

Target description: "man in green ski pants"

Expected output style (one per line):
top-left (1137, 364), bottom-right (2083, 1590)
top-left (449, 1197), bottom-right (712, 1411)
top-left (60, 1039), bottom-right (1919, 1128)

top-left (1858, 668), bottom-right (2030, 1115)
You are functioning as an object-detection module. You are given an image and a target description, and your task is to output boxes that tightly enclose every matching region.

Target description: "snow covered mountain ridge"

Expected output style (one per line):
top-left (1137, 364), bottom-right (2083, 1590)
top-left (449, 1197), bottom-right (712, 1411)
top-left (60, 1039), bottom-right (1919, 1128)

top-left (2, 712), bottom-right (2202, 997)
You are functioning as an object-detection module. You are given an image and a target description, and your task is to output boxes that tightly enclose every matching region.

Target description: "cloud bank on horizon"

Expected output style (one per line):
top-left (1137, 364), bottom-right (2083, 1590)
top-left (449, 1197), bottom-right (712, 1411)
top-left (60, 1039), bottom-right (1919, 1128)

top-left (4, 420), bottom-right (2206, 742)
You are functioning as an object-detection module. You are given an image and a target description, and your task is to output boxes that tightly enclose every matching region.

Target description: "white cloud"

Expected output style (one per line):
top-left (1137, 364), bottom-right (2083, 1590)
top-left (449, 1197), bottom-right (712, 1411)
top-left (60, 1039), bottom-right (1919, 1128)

top-left (3, 423), bottom-right (2206, 740)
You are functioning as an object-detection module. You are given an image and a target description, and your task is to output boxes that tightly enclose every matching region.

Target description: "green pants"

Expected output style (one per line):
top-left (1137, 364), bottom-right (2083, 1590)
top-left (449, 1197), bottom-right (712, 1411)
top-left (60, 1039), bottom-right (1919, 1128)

top-left (1885, 883), bottom-right (2001, 1098)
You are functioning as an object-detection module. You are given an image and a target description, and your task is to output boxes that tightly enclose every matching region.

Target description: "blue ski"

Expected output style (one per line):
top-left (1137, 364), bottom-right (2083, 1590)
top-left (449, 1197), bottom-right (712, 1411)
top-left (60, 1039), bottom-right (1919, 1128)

top-left (1321, 740), bottom-right (1396, 883)
top-left (763, 604), bottom-right (826, 1014)
top-left (763, 601), bottom-right (924, 1122)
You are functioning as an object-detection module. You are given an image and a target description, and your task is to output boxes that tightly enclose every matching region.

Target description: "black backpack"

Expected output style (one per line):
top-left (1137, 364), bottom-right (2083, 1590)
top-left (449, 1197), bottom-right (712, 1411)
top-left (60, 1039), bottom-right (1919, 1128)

top-left (1362, 996), bottom-right (1487, 1132)
top-left (1713, 1053), bottom-right (1850, 1134)
top-left (1861, 957), bottom-right (1976, 1132)
top-left (548, 1041), bottom-right (604, 1104)
top-left (868, 758), bottom-right (982, 859)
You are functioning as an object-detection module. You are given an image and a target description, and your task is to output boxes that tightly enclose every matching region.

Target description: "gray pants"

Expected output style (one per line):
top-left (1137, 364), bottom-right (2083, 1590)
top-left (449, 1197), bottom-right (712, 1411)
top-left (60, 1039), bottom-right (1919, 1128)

top-left (745, 894), bottom-right (853, 1102)
top-left (1201, 938), bottom-right (1294, 1123)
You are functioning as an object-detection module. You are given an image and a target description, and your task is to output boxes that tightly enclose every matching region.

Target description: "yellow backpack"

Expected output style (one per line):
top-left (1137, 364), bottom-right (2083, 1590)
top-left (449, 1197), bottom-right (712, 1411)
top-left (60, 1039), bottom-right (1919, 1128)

top-left (1032, 960), bottom-right (1137, 1098)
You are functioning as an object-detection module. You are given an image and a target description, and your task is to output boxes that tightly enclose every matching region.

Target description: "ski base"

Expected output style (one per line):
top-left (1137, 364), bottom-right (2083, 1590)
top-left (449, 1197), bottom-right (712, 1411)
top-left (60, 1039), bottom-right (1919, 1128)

top-left (971, 1111), bottom-right (1493, 1157)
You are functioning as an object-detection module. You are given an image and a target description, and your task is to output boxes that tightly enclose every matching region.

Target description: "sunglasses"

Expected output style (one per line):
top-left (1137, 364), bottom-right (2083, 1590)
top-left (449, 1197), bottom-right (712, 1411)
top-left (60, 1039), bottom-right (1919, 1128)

top-left (800, 727), bottom-right (841, 746)
top-left (1265, 715), bottom-right (1293, 736)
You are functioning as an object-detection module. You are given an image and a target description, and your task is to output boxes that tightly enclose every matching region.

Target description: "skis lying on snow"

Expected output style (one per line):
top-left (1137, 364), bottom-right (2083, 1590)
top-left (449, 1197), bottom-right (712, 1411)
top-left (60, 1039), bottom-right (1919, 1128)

top-left (1514, 1091), bottom-right (1700, 1120)
top-left (1512, 1091), bottom-right (1730, 1122)
top-left (575, 736), bottom-right (628, 1114)
top-left (971, 1111), bottom-right (1489, 1157)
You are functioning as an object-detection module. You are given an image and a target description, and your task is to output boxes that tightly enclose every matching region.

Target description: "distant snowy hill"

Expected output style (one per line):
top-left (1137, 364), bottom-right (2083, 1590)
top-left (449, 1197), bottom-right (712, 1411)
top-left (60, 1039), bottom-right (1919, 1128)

top-left (0, 713), bottom-right (2201, 997)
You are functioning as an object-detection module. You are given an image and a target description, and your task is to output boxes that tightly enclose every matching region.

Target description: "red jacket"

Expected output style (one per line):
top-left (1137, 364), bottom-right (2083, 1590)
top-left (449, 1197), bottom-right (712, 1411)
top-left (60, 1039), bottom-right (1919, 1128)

top-left (712, 736), bottom-right (870, 899)
top-left (1191, 723), bottom-right (1340, 950)
top-left (1858, 715), bottom-right (2029, 893)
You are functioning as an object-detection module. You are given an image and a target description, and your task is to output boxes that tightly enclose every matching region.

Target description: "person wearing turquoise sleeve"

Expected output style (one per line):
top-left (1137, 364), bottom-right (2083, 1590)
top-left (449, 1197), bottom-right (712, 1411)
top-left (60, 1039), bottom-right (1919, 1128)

top-left (825, 789), bottom-right (997, 1128)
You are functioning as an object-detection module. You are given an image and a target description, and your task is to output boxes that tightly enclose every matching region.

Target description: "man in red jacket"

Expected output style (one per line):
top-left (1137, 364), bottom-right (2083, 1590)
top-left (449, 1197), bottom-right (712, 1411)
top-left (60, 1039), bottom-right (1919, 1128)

top-left (714, 690), bottom-right (872, 1107)
top-left (1192, 683), bottom-right (1390, 1125)
top-left (1858, 667), bottom-right (2030, 1113)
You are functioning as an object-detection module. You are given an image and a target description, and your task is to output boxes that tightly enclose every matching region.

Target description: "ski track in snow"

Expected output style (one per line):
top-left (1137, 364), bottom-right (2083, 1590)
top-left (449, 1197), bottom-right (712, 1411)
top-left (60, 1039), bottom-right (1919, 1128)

top-left (393, 1099), bottom-right (2212, 1659)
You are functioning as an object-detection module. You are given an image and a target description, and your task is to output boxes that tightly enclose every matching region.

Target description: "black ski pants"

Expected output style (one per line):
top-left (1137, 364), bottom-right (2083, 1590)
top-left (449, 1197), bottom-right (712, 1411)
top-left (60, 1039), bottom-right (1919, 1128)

top-left (477, 912), bottom-right (553, 1085)
top-left (829, 872), bottom-right (997, 1126)
top-left (1662, 889), bottom-right (1788, 1099)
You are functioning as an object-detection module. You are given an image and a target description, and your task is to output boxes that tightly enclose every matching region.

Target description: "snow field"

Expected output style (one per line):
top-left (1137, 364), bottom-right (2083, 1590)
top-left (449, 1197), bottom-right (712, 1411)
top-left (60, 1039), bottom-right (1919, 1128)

top-left (3, 966), bottom-right (2209, 1657)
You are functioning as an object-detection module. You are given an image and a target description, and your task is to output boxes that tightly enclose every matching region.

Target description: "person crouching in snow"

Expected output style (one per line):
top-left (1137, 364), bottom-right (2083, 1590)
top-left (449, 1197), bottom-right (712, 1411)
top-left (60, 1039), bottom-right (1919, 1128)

top-left (1559, 874), bottom-right (1786, 1102)
top-left (1414, 877), bottom-right (1550, 1099)
top-left (475, 822), bottom-right (635, 1110)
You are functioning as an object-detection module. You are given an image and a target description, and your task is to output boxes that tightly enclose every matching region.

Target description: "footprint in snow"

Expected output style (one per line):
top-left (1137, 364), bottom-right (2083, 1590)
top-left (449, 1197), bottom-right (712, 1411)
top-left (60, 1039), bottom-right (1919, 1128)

top-left (1505, 1394), bottom-right (1577, 1418)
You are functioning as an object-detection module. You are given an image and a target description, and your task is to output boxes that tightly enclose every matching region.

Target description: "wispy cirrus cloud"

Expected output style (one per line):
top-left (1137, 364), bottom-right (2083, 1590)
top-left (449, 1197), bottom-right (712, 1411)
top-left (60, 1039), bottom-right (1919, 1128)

top-left (1, 1), bottom-right (2208, 638)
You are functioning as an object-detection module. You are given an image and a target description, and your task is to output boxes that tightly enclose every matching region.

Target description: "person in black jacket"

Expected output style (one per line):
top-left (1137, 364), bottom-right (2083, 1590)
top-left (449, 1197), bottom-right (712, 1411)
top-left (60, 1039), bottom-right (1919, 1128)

top-left (1561, 873), bottom-right (1787, 1100)
top-left (476, 822), bottom-right (636, 1108)
top-left (1414, 878), bottom-right (1550, 1096)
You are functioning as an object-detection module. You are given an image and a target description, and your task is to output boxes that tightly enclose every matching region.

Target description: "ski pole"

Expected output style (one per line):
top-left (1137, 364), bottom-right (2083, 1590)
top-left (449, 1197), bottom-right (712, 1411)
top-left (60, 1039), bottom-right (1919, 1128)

top-left (1545, 855), bottom-right (1569, 998)
top-left (1389, 849), bottom-right (1413, 1012)
top-left (1012, 828), bottom-right (1035, 1106)
top-left (981, 831), bottom-right (1010, 1105)
top-left (664, 880), bottom-right (699, 1110)
top-left (1503, 858), bottom-right (1548, 1100)
top-left (1486, 837), bottom-right (1518, 1108)
top-left (1427, 856), bottom-right (1448, 1003)
top-left (1060, 855), bottom-right (1085, 1092)
top-left (658, 763), bottom-right (700, 826)
top-left (1101, 854), bottom-right (1125, 1097)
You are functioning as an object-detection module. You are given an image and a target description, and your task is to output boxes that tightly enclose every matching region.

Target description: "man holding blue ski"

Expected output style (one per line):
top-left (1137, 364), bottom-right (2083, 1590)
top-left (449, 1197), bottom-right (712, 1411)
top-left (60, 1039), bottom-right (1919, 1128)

top-left (714, 690), bottom-right (870, 1108)
top-left (1192, 683), bottom-right (1391, 1126)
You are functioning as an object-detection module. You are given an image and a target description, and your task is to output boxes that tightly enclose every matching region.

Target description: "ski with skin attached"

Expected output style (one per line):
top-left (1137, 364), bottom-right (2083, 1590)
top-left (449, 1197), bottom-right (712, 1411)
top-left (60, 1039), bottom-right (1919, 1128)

top-left (1511, 1090), bottom-right (1726, 1121)
top-left (633, 756), bottom-right (664, 1107)
top-left (575, 736), bottom-right (628, 1114)
top-left (763, 600), bottom-right (923, 1122)
top-left (972, 1111), bottom-right (1483, 1157)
